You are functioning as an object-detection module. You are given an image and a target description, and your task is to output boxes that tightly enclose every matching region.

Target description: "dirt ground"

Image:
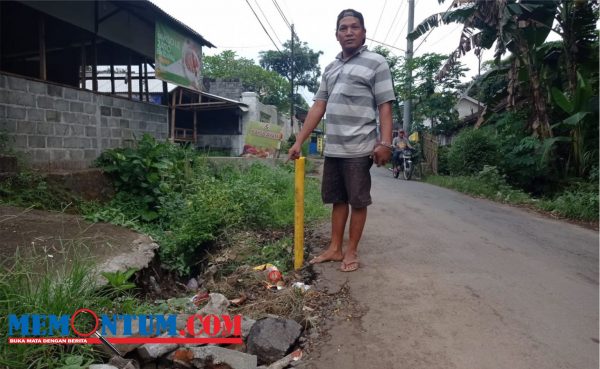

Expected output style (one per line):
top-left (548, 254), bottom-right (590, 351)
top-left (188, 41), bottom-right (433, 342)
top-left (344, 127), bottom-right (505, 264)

top-left (0, 205), bottom-right (145, 270)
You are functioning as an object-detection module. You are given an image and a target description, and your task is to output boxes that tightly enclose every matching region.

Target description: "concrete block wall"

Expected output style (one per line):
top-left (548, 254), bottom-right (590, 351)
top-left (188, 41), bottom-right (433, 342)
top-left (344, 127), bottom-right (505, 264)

top-left (202, 78), bottom-right (243, 101)
top-left (0, 73), bottom-right (168, 170)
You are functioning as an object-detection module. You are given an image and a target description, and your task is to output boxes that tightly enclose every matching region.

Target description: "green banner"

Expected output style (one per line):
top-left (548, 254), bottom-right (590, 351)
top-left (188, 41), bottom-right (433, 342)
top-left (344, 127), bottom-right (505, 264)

top-left (243, 122), bottom-right (283, 158)
top-left (155, 22), bottom-right (202, 91)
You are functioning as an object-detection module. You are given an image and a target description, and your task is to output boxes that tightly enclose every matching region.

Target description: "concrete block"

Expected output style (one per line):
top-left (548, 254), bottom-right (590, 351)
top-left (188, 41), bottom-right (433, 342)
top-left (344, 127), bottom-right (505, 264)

top-left (86, 126), bottom-right (97, 137)
top-left (45, 111), bottom-right (61, 122)
top-left (84, 103), bottom-right (96, 114)
top-left (111, 129), bottom-right (122, 138)
top-left (70, 102), bottom-right (84, 113)
top-left (7, 107), bottom-right (26, 119)
top-left (110, 139), bottom-right (120, 148)
top-left (33, 149), bottom-right (51, 161)
top-left (63, 112), bottom-right (79, 124)
top-left (54, 123), bottom-right (70, 136)
top-left (8, 91), bottom-right (35, 106)
top-left (28, 136), bottom-right (46, 148)
top-left (88, 365), bottom-right (118, 369)
top-left (13, 135), bottom-right (27, 148)
top-left (17, 121), bottom-right (36, 135)
top-left (55, 100), bottom-right (69, 111)
top-left (64, 88), bottom-right (78, 99)
top-left (36, 122), bottom-right (54, 135)
top-left (0, 106), bottom-right (5, 118)
top-left (70, 125), bottom-right (85, 136)
top-left (64, 137), bottom-right (88, 149)
top-left (47, 137), bottom-right (63, 148)
top-left (0, 119), bottom-right (16, 132)
top-left (91, 139), bottom-right (98, 149)
top-left (28, 82), bottom-right (46, 94)
top-left (119, 119), bottom-right (129, 128)
top-left (101, 117), bottom-right (108, 127)
top-left (112, 108), bottom-right (122, 117)
top-left (108, 118), bottom-right (119, 128)
top-left (7, 76), bottom-right (27, 91)
top-left (84, 149), bottom-right (98, 159)
top-left (47, 84), bottom-right (63, 97)
top-left (37, 96), bottom-right (55, 109)
top-left (0, 74), bottom-right (6, 88)
top-left (27, 108), bottom-right (44, 122)
top-left (78, 91), bottom-right (92, 102)
top-left (51, 149), bottom-right (68, 160)
top-left (70, 149), bottom-right (84, 160)
top-left (138, 121), bottom-right (147, 130)
top-left (101, 106), bottom-right (111, 116)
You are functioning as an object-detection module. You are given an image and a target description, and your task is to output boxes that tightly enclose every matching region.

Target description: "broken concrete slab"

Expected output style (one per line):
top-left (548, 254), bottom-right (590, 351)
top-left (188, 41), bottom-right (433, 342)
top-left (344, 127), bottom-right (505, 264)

top-left (246, 318), bottom-right (302, 364)
top-left (189, 345), bottom-right (257, 369)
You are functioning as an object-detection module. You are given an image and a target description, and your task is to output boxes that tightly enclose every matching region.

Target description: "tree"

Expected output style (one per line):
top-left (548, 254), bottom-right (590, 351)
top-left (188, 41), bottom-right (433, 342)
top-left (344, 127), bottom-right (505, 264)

top-left (395, 53), bottom-right (468, 135)
top-left (408, 0), bottom-right (559, 138)
top-left (202, 50), bottom-right (291, 112)
top-left (259, 33), bottom-right (323, 106)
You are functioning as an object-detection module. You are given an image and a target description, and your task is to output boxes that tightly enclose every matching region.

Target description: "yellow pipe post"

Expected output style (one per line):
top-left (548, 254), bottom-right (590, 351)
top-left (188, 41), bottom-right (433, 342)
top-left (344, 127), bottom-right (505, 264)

top-left (294, 157), bottom-right (305, 270)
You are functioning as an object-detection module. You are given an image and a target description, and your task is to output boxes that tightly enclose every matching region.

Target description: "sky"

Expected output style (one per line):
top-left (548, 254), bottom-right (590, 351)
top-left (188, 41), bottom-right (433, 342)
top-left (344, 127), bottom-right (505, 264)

top-left (150, 0), bottom-right (487, 101)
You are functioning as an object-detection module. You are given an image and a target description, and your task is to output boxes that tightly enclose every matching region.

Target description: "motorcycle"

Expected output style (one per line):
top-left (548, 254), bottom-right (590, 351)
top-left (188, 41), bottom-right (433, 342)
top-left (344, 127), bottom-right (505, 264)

top-left (392, 148), bottom-right (414, 180)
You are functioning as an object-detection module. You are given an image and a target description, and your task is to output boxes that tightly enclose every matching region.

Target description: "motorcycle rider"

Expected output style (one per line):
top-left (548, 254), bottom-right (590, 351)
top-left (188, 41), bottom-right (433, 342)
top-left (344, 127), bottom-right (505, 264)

top-left (392, 129), bottom-right (412, 172)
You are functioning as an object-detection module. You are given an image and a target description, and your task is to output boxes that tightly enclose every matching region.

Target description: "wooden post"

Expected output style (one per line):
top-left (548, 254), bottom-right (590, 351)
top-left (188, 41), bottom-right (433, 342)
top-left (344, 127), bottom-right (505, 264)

top-left (294, 157), bottom-right (305, 270)
top-left (144, 62), bottom-right (149, 102)
top-left (162, 81), bottom-right (168, 106)
top-left (80, 43), bottom-right (86, 88)
top-left (138, 63), bottom-right (143, 100)
top-left (127, 53), bottom-right (132, 99)
top-left (38, 14), bottom-right (46, 80)
top-left (110, 63), bottom-right (115, 94)
top-left (170, 91), bottom-right (176, 142)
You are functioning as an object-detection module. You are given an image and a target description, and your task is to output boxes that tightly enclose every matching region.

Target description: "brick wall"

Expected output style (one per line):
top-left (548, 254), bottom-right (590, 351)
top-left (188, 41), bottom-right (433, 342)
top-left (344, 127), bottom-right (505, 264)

top-left (0, 73), bottom-right (168, 170)
top-left (202, 78), bottom-right (242, 101)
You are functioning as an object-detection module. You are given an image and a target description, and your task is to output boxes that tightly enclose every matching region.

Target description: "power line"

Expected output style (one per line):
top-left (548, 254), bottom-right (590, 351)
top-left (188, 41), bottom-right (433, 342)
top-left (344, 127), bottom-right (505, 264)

top-left (370, 0), bottom-right (388, 48)
top-left (382, 1), bottom-right (404, 44)
top-left (272, 0), bottom-right (291, 30)
top-left (254, 0), bottom-right (284, 47)
top-left (245, 0), bottom-right (281, 52)
top-left (413, 1), bottom-right (455, 54)
top-left (366, 37), bottom-right (406, 53)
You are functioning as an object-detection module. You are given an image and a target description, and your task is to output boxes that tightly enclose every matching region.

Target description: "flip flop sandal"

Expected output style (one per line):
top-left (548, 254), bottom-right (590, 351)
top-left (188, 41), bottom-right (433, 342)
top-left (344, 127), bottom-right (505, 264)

top-left (340, 261), bottom-right (359, 272)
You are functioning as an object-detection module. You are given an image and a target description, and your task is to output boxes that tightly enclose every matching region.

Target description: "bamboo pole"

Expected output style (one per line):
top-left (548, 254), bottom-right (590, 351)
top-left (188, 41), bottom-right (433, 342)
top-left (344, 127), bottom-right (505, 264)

top-left (294, 157), bottom-right (305, 270)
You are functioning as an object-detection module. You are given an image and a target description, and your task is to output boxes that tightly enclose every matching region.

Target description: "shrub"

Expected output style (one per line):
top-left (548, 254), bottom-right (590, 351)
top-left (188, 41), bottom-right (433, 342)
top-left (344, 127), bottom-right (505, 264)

top-left (447, 128), bottom-right (500, 175)
top-left (539, 183), bottom-right (599, 221)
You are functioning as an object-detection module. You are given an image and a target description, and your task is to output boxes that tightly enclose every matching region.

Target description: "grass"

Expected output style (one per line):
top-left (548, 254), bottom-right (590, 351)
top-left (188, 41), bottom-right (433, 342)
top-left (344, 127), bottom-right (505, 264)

top-left (426, 168), bottom-right (599, 223)
top-left (0, 252), bottom-right (157, 369)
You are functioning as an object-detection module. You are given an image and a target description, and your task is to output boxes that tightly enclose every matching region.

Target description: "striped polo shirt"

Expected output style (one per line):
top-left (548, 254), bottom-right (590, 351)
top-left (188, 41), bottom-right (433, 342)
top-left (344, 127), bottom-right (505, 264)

top-left (314, 45), bottom-right (395, 158)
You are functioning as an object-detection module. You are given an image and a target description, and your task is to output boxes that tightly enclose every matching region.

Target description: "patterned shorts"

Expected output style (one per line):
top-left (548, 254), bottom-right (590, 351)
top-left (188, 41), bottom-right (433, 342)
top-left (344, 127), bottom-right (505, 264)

top-left (321, 156), bottom-right (373, 208)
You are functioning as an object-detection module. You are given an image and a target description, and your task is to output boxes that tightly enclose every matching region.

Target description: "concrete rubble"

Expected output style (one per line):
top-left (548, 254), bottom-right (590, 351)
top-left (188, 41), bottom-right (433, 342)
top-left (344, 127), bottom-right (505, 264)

top-left (88, 293), bottom-right (305, 369)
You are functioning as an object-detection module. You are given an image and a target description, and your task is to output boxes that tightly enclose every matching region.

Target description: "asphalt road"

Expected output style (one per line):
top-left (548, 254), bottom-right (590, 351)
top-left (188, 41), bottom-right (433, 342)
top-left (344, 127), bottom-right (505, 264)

top-left (301, 166), bottom-right (598, 369)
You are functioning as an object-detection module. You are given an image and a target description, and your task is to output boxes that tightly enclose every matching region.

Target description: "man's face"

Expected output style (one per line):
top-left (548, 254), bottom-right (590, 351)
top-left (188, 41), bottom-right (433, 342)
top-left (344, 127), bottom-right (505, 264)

top-left (336, 16), bottom-right (365, 54)
top-left (399, 131), bottom-right (405, 138)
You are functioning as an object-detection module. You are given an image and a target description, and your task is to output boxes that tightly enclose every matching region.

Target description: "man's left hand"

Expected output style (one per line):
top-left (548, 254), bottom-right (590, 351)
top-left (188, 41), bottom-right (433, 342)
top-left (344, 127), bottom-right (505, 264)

top-left (372, 145), bottom-right (392, 167)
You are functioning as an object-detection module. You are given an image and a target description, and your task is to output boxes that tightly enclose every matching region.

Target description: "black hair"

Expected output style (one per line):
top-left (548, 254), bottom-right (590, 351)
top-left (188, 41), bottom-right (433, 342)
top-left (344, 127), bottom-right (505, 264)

top-left (336, 9), bottom-right (365, 30)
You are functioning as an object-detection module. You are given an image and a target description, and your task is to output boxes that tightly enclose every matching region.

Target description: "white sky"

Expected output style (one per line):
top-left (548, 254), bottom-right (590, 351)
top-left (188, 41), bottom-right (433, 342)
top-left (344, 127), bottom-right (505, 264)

top-left (150, 0), bottom-right (487, 101)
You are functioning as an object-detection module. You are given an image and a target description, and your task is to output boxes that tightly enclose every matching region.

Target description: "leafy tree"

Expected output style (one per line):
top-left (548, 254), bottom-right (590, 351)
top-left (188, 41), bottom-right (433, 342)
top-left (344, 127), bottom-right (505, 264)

top-left (409, 0), bottom-right (559, 138)
top-left (259, 34), bottom-right (323, 106)
top-left (203, 50), bottom-right (291, 111)
top-left (394, 53), bottom-right (467, 135)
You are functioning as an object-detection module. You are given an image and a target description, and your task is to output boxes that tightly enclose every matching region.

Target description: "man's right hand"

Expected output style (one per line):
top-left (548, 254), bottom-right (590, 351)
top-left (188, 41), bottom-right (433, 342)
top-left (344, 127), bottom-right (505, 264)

top-left (287, 143), bottom-right (302, 161)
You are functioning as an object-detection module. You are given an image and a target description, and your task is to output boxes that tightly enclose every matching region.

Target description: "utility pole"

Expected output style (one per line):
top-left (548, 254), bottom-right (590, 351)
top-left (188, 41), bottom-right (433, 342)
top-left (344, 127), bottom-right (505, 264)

top-left (290, 24), bottom-right (295, 129)
top-left (403, 0), bottom-right (415, 132)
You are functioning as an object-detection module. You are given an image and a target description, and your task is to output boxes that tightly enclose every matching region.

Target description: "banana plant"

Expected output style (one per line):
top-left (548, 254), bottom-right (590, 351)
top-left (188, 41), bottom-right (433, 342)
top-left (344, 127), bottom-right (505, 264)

top-left (547, 71), bottom-right (595, 176)
top-left (408, 0), bottom-right (559, 138)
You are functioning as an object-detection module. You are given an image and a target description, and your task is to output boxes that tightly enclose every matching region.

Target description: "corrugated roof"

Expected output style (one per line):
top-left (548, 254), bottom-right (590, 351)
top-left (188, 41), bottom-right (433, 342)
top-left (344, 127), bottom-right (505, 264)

top-left (130, 0), bottom-right (216, 48)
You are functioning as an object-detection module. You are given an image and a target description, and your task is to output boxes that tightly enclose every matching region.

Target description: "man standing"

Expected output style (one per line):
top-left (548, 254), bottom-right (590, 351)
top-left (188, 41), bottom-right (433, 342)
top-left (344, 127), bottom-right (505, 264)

top-left (287, 9), bottom-right (395, 272)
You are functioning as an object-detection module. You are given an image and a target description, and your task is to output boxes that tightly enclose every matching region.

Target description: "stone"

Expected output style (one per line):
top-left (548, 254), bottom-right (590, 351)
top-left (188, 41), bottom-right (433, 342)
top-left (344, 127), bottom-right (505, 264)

top-left (190, 345), bottom-right (257, 369)
top-left (241, 317), bottom-right (256, 340)
top-left (198, 293), bottom-right (230, 316)
top-left (137, 333), bottom-right (179, 362)
top-left (108, 356), bottom-right (138, 369)
top-left (246, 318), bottom-right (302, 364)
top-left (88, 365), bottom-right (119, 369)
